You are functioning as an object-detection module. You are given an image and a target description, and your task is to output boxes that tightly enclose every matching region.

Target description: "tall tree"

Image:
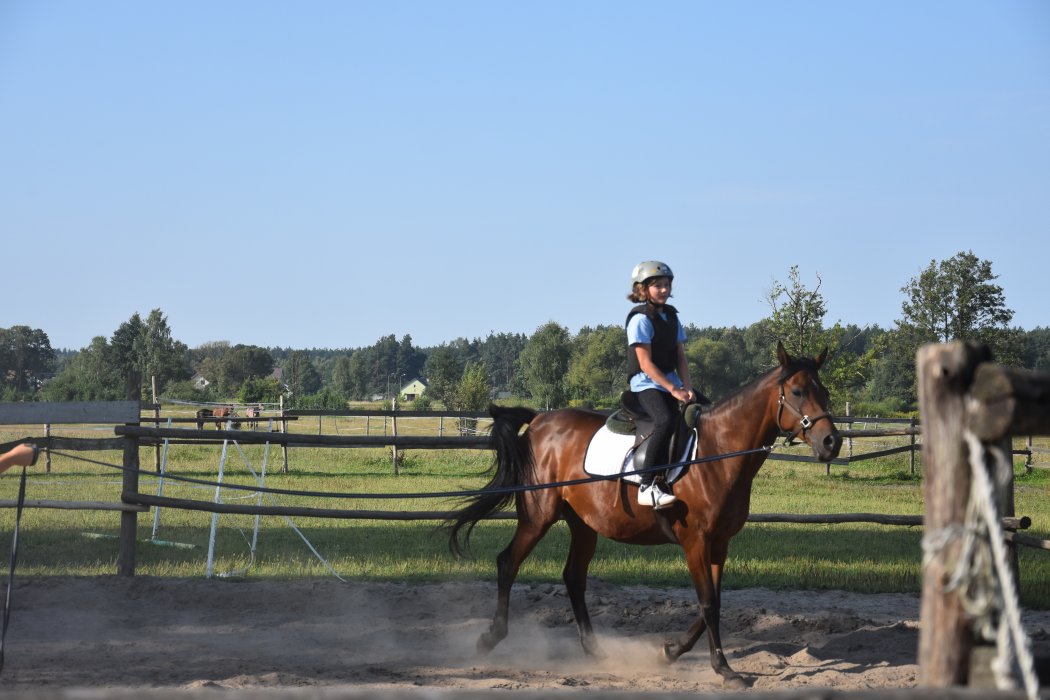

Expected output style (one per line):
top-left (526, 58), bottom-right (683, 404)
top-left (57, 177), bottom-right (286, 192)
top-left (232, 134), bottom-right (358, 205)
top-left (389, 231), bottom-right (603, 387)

top-left (517, 321), bottom-right (571, 409)
top-left (685, 336), bottom-right (745, 401)
top-left (330, 353), bottom-right (356, 400)
top-left (1022, 327), bottom-right (1050, 371)
top-left (763, 265), bottom-right (828, 357)
top-left (108, 310), bottom-right (190, 395)
top-left (762, 267), bottom-right (866, 410)
top-left (449, 363), bottom-right (491, 411)
top-left (447, 363), bottom-right (492, 435)
top-left (283, 350), bottom-right (322, 396)
top-left (900, 250), bottom-right (1014, 344)
top-left (344, 350), bottom-right (373, 399)
top-left (40, 336), bottom-right (123, 401)
top-left (0, 325), bottom-right (56, 398)
top-left (897, 249), bottom-right (1020, 370)
top-left (565, 325), bottom-right (625, 406)
top-left (478, 332), bottom-right (527, 392)
top-left (218, 345), bottom-right (275, 394)
top-left (395, 334), bottom-right (426, 382)
top-left (140, 310), bottom-right (191, 392)
top-left (424, 344), bottom-right (465, 407)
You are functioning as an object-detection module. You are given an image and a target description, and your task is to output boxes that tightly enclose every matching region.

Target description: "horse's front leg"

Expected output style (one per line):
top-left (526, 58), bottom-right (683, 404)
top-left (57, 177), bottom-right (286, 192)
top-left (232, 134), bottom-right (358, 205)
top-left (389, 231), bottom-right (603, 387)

top-left (700, 559), bottom-right (746, 689)
top-left (663, 537), bottom-right (746, 689)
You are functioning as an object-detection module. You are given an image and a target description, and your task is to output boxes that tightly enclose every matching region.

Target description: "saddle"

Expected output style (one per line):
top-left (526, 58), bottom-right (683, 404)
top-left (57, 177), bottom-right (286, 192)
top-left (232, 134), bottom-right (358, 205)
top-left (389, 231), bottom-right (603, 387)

top-left (605, 391), bottom-right (710, 466)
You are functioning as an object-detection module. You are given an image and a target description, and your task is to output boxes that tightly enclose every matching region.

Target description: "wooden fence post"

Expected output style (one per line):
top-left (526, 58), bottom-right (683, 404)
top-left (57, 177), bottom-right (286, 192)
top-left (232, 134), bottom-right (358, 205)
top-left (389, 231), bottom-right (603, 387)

top-left (910, 416), bottom-right (917, 475)
top-left (916, 341), bottom-right (988, 687)
top-left (391, 398), bottom-right (399, 476)
top-left (280, 395), bottom-right (289, 474)
top-left (117, 371), bottom-right (142, 577)
top-left (152, 375), bottom-right (161, 473)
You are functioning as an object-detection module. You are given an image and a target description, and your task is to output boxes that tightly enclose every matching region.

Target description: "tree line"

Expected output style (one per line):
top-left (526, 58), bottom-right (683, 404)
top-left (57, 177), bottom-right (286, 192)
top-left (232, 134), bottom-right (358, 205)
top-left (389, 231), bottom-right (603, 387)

top-left (3, 251), bottom-right (1048, 416)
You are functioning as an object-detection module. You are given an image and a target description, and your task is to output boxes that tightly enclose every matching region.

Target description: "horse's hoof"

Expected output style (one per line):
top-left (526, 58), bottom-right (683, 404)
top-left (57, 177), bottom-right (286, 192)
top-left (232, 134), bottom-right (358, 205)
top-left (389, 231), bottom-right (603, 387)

top-left (658, 642), bottom-right (678, 666)
top-left (476, 633), bottom-right (496, 655)
top-left (583, 641), bottom-right (607, 660)
top-left (722, 673), bottom-right (749, 690)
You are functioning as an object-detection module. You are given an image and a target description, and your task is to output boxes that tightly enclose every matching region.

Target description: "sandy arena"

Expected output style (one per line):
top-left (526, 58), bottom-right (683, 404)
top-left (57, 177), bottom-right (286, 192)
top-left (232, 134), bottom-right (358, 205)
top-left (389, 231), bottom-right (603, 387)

top-left (2, 576), bottom-right (1048, 696)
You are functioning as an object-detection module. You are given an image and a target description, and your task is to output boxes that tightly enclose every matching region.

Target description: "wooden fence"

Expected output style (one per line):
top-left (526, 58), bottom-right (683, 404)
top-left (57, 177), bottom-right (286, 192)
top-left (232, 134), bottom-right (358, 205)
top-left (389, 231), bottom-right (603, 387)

top-left (1, 396), bottom-right (1047, 576)
top-left (916, 341), bottom-right (1050, 693)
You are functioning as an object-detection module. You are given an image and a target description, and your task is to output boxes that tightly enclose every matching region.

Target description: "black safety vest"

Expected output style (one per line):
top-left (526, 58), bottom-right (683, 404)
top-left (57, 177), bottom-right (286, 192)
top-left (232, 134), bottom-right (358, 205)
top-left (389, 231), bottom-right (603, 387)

top-left (626, 303), bottom-right (679, 381)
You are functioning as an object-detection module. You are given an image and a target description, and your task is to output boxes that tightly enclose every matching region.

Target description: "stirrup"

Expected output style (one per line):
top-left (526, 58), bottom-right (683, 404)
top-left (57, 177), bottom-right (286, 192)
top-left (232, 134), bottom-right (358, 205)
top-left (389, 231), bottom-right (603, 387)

top-left (637, 481), bottom-right (676, 509)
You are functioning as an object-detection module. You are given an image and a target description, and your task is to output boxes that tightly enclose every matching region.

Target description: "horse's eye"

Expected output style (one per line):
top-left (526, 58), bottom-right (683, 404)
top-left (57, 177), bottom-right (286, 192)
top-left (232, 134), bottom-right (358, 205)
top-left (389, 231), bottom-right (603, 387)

top-left (791, 388), bottom-right (803, 398)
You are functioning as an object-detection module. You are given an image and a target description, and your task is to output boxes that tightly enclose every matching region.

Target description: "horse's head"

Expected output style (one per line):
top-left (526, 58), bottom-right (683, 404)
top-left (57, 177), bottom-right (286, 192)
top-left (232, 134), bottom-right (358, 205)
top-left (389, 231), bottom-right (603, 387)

top-left (774, 341), bottom-right (842, 462)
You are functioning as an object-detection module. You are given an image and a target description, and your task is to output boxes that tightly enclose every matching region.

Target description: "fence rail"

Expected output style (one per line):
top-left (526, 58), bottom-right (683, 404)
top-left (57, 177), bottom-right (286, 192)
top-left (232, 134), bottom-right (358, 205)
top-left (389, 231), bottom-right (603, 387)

top-left (2, 399), bottom-right (1048, 581)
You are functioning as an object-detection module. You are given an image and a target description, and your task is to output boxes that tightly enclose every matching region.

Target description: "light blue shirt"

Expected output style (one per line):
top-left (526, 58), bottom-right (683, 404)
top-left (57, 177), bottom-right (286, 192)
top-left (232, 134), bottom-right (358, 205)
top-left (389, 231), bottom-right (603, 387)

top-left (627, 310), bottom-right (687, 393)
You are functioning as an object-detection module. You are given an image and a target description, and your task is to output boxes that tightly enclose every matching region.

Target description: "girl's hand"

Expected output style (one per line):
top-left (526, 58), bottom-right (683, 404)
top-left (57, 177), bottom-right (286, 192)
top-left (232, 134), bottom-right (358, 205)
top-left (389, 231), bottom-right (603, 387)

top-left (671, 387), bottom-right (693, 403)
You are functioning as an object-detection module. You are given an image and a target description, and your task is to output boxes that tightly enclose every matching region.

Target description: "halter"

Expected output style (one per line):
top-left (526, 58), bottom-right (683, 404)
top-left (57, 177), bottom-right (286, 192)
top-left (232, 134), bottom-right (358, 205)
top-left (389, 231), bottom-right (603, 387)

top-left (776, 382), bottom-right (833, 447)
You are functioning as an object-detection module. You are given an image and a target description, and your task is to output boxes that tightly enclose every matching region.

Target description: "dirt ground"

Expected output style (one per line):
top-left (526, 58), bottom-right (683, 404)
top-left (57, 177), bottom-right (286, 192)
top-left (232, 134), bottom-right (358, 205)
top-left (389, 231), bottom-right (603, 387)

top-left (3, 576), bottom-right (1048, 695)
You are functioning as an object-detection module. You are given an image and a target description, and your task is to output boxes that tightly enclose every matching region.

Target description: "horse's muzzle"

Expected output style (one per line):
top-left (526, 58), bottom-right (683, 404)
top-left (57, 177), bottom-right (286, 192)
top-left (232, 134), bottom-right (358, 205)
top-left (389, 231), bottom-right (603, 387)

top-left (813, 427), bottom-right (842, 462)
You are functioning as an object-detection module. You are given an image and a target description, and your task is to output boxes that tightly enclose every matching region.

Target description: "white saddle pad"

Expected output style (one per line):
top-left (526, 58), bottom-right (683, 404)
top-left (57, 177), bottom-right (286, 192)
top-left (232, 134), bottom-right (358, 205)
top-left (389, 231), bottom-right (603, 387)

top-left (582, 425), bottom-right (693, 485)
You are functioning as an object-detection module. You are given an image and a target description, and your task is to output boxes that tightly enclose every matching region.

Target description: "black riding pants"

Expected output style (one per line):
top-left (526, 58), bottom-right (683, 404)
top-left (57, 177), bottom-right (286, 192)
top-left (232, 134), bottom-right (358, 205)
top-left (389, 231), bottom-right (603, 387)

top-left (634, 388), bottom-right (678, 482)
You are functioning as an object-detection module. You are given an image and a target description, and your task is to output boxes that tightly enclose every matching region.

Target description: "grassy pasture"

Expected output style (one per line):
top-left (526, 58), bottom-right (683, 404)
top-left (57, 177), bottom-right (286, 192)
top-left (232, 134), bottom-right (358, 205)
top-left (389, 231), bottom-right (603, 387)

top-left (1, 409), bottom-right (1048, 608)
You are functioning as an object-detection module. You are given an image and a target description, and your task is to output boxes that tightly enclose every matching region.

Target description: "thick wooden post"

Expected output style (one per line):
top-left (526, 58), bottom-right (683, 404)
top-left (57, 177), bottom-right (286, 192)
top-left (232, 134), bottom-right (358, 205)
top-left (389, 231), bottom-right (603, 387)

top-left (916, 341), bottom-right (988, 687)
top-left (117, 371), bottom-right (142, 577)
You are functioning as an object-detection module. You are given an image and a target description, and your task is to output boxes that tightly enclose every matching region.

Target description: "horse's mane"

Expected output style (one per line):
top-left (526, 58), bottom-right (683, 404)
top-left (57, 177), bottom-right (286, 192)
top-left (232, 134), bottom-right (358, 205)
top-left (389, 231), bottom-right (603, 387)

top-left (710, 367), bottom-right (778, 412)
top-left (709, 353), bottom-right (823, 412)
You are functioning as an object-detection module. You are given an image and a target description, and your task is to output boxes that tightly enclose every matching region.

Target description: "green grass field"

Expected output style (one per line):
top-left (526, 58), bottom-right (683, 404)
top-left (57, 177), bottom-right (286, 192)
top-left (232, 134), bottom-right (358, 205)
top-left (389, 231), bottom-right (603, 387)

top-left (1, 411), bottom-right (1048, 608)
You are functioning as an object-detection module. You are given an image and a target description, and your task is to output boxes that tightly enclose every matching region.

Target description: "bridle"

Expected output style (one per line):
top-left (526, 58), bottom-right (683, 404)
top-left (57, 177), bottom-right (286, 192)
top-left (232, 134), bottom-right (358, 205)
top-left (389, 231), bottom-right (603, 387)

top-left (776, 381), bottom-right (833, 447)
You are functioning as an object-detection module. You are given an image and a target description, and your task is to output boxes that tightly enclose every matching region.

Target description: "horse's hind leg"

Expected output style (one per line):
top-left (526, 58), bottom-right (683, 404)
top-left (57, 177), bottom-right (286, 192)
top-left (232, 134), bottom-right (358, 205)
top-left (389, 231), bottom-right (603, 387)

top-left (563, 508), bottom-right (603, 657)
top-left (478, 517), bottom-right (554, 655)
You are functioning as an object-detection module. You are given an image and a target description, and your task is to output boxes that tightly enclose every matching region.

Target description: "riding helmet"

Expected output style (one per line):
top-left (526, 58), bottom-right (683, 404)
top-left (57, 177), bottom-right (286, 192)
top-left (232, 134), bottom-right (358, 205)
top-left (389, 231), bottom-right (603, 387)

top-left (631, 260), bottom-right (674, 285)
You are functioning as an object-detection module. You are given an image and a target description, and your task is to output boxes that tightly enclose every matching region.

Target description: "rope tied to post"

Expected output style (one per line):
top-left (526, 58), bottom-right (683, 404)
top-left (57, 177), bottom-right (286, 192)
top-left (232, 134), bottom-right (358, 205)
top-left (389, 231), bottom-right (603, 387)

top-left (960, 430), bottom-right (1039, 700)
top-left (920, 426), bottom-right (1039, 700)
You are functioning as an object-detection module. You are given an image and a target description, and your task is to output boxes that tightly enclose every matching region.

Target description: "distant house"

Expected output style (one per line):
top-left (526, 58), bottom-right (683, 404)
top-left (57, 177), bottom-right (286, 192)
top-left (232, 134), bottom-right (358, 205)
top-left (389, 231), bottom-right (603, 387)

top-left (190, 373), bottom-right (210, 390)
top-left (399, 378), bottom-right (427, 402)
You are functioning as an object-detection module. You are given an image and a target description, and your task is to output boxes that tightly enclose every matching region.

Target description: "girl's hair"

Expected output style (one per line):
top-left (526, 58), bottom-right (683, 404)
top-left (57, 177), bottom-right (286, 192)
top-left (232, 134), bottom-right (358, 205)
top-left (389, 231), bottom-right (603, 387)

top-left (626, 279), bottom-right (672, 304)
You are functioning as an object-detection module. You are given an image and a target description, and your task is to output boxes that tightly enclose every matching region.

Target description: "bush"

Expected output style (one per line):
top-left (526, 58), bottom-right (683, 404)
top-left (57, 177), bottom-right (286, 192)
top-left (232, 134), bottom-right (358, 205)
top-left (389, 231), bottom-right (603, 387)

top-left (846, 399), bottom-right (916, 419)
top-left (410, 394), bottom-right (433, 410)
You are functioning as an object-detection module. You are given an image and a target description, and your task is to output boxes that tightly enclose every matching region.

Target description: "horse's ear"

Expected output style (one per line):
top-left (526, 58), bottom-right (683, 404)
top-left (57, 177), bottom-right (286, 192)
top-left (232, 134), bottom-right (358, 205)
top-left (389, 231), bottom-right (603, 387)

top-left (776, 341), bottom-right (789, 367)
top-left (816, 346), bottom-right (828, 368)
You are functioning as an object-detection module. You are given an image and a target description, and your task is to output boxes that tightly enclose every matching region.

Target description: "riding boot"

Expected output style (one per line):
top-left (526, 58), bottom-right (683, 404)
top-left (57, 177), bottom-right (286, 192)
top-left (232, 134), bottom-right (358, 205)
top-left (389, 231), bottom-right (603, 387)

top-left (636, 445), bottom-right (676, 509)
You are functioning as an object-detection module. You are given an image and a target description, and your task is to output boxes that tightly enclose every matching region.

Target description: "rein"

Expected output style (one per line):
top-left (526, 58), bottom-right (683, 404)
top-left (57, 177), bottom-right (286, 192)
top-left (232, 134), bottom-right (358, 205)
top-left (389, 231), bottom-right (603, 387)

top-left (0, 465), bottom-right (28, 675)
top-left (776, 384), bottom-right (833, 446)
top-left (46, 443), bottom-right (774, 502)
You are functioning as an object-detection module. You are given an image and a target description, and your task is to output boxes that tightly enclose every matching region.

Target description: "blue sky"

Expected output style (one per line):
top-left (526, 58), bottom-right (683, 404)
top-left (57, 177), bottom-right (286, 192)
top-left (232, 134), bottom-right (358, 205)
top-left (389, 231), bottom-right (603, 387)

top-left (2, 1), bottom-right (1047, 351)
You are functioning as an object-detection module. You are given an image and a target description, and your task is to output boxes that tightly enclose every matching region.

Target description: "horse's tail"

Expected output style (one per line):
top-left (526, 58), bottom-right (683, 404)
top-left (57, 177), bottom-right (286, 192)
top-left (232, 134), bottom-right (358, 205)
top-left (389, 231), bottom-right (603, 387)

top-left (445, 404), bottom-right (538, 558)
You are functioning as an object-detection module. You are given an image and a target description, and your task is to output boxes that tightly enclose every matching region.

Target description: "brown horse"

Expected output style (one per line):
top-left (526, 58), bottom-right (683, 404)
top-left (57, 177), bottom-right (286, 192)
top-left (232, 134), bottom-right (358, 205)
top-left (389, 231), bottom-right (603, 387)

top-left (446, 342), bottom-right (842, 688)
top-left (195, 408), bottom-right (213, 431)
top-left (196, 406), bottom-right (239, 430)
top-left (245, 405), bottom-right (261, 430)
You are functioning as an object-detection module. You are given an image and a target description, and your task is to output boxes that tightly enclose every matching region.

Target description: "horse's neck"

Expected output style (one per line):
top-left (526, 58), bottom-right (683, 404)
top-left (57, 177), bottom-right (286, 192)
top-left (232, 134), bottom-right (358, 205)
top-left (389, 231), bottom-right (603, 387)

top-left (703, 374), bottom-right (781, 459)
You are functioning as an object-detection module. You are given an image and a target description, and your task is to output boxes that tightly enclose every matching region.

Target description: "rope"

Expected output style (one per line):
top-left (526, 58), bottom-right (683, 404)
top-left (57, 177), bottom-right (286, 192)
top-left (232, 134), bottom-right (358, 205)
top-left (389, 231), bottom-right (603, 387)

top-left (45, 444), bottom-right (775, 502)
top-left (961, 430), bottom-right (1039, 700)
